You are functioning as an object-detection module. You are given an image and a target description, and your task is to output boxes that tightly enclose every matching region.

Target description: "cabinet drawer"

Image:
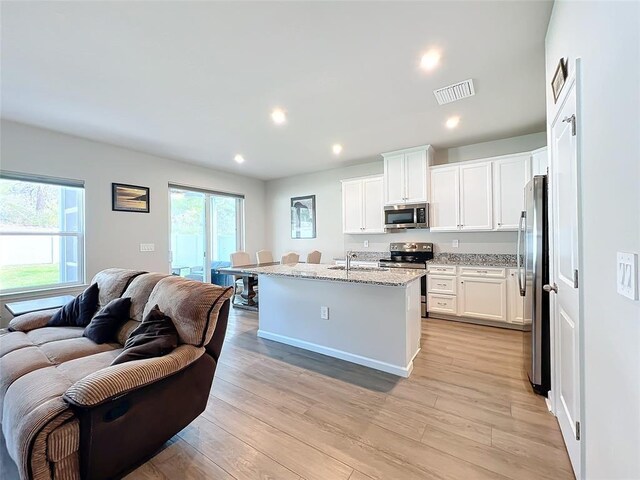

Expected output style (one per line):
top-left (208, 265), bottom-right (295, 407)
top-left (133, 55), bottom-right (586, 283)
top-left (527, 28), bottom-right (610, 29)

top-left (458, 266), bottom-right (506, 278)
top-left (427, 275), bottom-right (457, 294)
top-left (427, 294), bottom-right (457, 314)
top-left (427, 264), bottom-right (456, 275)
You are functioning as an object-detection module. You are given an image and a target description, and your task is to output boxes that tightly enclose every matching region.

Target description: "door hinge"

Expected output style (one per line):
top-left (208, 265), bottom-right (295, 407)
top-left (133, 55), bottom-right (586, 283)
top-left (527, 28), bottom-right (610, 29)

top-left (574, 269), bottom-right (579, 288)
top-left (575, 421), bottom-right (581, 441)
top-left (563, 114), bottom-right (577, 136)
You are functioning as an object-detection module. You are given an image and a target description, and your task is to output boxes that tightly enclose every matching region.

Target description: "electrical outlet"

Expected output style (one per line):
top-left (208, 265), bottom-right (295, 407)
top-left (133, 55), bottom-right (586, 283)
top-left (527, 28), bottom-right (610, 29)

top-left (320, 306), bottom-right (329, 320)
top-left (364, 240), bottom-right (369, 248)
top-left (617, 252), bottom-right (638, 300)
top-left (140, 243), bottom-right (155, 252)
top-left (452, 239), bottom-right (459, 248)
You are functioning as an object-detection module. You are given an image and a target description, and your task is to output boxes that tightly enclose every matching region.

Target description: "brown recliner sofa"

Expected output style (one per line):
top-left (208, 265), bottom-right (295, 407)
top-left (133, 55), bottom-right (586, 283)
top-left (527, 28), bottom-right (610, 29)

top-left (0, 268), bottom-right (233, 480)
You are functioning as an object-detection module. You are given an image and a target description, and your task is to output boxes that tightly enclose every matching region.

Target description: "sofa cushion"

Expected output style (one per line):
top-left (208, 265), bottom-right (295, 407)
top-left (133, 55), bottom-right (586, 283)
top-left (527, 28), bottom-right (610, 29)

top-left (26, 326), bottom-right (85, 345)
top-left (111, 306), bottom-right (178, 365)
top-left (39, 337), bottom-right (120, 365)
top-left (48, 283), bottom-right (100, 327)
top-left (122, 272), bottom-right (169, 322)
top-left (84, 297), bottom-right (132, 344)
top-left (143, 276), bottom-right (233, 347)
top-left (0, 331), bottom-right (33, 357)
top-left (91, 268), bottom-right (145, 310)
top-left (0, 346), bottom-right (55, 412)
top-left (57, 349), bottom-right (123, 384)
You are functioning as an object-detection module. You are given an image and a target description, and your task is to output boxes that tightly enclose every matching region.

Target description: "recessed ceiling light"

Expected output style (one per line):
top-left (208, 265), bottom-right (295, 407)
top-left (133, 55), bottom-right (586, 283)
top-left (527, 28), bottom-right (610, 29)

top-left (271, 108), bottom-right (287, 125)
top-left (234, 154), bottom-right (245, 164)
top-left (446, 116), bottom-right (460, 129)
top-left (420, 50), bottom-right (441, 71)
top-left (332, 144), bottom-right (343, 155)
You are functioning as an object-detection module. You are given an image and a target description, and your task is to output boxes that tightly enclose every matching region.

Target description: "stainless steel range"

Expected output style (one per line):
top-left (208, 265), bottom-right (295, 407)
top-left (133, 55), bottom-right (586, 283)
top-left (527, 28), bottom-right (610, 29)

top-left (379, 242), bottom-right (433, 317)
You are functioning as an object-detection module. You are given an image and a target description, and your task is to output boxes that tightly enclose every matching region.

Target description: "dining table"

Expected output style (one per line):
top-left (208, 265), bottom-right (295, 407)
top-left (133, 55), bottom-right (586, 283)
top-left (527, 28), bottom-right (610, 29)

top-left (214, 261), bottom-right (281, 311)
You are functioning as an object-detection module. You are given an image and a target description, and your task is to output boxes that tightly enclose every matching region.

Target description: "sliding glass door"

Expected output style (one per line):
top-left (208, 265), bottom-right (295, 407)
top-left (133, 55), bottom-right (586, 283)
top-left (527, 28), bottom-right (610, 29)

top-left (170, 185), bottom-right (243, 284)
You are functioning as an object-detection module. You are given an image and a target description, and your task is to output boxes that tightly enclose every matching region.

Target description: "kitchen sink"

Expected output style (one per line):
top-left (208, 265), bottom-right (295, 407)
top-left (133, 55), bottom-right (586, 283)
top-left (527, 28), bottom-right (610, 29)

top-left (328, 266), bottom-right (389, 272)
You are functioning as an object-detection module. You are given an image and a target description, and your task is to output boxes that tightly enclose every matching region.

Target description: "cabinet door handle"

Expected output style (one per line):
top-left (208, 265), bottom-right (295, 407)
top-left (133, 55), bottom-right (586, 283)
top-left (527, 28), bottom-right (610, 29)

top-left (437, 283), bottom-right (447, 287)
top-left (437, 302), bottom-right (447, 306)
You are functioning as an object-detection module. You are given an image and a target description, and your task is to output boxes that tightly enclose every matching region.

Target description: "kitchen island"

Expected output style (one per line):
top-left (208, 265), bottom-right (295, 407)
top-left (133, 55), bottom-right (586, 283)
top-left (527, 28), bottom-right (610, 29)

top-left (242, 263), bottom-right (425, 377)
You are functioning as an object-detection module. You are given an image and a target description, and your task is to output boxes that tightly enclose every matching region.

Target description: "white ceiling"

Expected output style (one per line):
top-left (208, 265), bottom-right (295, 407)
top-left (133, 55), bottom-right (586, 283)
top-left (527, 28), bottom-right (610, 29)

top-left (1, 1), bottom-right (552, 180)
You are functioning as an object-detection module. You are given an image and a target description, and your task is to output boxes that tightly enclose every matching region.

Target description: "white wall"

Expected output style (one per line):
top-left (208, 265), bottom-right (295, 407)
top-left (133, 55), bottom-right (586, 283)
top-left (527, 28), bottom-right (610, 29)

top-left (265, 133), bottom-right (544, 261)
top-left (433, 132), bottom-right (546, 165)
top-left (0, 120), bottom-right (266, 281)
top-left (546, 2), bottom-right (640, 479)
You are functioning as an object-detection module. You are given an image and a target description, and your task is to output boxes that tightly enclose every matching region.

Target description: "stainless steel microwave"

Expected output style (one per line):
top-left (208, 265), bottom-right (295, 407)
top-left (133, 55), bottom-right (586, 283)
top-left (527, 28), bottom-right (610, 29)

top-left (384, 203), bottom-right (429, 230)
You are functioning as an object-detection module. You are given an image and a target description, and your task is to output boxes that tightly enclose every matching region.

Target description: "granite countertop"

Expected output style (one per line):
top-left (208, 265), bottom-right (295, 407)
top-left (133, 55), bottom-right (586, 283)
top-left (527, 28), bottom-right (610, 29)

top-left (332, 251), bottom-right (386, 262)
top-left (428, 253), bottom-right (517, 268)
top-left (244, 263), bottom-right (425, 287)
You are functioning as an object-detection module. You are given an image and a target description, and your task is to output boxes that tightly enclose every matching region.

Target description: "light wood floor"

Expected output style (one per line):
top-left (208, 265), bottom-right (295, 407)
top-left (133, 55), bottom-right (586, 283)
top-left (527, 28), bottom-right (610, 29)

top-left (126, 308), bottom-right (574, 480)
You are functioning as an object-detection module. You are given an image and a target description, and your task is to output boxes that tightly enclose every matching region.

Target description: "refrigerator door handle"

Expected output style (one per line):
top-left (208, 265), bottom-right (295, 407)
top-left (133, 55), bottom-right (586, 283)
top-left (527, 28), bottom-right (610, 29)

top-left (517, 211), bottom-right (526, 296)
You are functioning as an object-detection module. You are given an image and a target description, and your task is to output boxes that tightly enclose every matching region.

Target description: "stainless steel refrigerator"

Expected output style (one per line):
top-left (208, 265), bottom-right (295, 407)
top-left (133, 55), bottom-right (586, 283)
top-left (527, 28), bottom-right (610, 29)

top-left (517, 175), bottom-right (550, 396)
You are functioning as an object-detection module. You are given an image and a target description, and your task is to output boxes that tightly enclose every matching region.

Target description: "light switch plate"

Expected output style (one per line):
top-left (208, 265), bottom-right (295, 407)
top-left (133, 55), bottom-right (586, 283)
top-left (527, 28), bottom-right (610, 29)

top-left (452, 239), bottom-right (459, 248)
top-left (140, 243), bottom-right (155, 252)
top-left (364, 240), bottom-right (369, 248)
top-left (320, 306), bottom-right (329, 320)
top-left (617, 252), bottom-right (638, 300)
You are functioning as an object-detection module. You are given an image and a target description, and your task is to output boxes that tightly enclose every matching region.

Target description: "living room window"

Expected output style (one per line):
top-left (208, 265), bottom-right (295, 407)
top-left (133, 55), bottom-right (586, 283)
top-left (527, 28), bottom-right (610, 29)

top-left (0, 173), bottom-right (85, 294)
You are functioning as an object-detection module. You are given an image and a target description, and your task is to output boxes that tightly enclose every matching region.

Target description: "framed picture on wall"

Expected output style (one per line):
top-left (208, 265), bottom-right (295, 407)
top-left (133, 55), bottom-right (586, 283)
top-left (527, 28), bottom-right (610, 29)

top-left (291, 195), bottom-right (316, 239)
top-left (112, 183), bottom-right (150, 213)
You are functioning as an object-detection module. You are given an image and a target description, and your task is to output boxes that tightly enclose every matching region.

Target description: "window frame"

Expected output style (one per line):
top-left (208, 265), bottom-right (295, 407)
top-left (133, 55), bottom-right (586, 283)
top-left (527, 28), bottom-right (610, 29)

top-left (0, 172), bottom-right (86, 295)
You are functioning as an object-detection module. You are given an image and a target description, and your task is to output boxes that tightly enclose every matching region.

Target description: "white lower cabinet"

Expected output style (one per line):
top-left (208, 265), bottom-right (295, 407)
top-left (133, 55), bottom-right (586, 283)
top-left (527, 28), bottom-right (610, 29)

top-left (427, 293), bottom-right (457, 314)
top-left (427, 264), bottom-right (522, 327)
top-left (507, 268), bottom-right (524, 324)
top-left (458, 276), bottom-right (507, 322)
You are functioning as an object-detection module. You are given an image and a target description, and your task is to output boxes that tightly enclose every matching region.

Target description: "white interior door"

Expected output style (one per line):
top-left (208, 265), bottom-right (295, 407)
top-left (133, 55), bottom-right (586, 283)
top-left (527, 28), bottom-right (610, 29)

top-left (550, 75), bottom-right (581, 478)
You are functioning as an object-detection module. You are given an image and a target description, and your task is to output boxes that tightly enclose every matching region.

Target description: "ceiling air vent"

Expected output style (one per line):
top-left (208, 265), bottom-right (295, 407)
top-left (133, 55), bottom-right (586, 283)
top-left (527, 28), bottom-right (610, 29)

top-left (433, 79), bottom-right (475, 105)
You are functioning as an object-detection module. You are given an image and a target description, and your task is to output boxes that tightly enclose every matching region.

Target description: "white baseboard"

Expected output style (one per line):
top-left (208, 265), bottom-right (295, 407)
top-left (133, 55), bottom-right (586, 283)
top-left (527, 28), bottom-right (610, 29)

top-left (257, 329), bottom-right (415, 378)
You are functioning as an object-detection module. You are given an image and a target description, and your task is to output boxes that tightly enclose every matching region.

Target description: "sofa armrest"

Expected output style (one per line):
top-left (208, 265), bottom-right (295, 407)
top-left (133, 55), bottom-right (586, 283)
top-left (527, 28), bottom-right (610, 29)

top-left (63, 345), bottom-right (204, 407)
top-left (7, 308), bottom-right (59, 332)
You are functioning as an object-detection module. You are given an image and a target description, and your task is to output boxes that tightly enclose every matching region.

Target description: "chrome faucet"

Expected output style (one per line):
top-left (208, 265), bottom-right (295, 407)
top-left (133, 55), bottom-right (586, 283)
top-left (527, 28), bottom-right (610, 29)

top-left (345, 251), bottom-right (358, 273)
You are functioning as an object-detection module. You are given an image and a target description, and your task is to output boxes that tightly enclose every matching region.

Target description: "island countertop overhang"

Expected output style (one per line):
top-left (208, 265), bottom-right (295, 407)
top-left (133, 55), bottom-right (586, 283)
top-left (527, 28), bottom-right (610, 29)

top-left (243, 263), bottom-right (425, 287)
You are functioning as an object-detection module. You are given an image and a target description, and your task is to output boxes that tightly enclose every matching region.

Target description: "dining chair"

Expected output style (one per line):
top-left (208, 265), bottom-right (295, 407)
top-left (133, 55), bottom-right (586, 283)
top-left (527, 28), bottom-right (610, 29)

top-left (230, 251), bottom-right (252, 296)
top-left (256, 249), bottom-right (274, 264)
top-left (280, 252), bottom-right (300, 264)
top-left (306, 250), bottom-right (322, 264)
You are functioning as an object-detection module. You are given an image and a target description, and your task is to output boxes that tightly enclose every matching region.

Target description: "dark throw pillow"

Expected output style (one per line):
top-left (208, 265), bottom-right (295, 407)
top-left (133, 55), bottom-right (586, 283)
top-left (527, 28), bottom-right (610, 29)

top-left (48, 283), bottom-right (100, 327)
top-left (111, 305), bottom-right (178, 366)
top-left (83, 297), bottom-right (132, 344)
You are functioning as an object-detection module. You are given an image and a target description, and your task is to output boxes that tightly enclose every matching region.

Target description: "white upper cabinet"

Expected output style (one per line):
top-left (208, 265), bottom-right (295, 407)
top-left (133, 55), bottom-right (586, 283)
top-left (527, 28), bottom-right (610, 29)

top-left (341, 175), bottom-right (384, 234)
top-left (383, 154), bottom-right (405, 205)
top-left (382, 145), bottom-right (433, 205)
top-left (531, 147), bottom-right (548, 176)
top-left (362, 176), bottom-right (384, 233)
top-left (493, 153), bottom-right (531, 230)
top-left (342, 179), bottom-right (363, 234)
top-left (429, 151), bottom-right (539, 232)
top-left (459, 162), bottom-right (493, 231)
top-left (429, 166), bottom-right (459, 231)
top-left (404, 150), bottom-right (429, 203)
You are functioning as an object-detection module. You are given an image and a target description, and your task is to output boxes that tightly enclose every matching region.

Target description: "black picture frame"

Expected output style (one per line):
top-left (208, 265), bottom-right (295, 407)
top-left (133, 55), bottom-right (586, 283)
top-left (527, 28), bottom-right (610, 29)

top-left (291, 194), bottom-right (316, 239)
top-left (112, 183), bottom-right (150, 213)
top-left (551, 58), bottom-right (568, 103)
